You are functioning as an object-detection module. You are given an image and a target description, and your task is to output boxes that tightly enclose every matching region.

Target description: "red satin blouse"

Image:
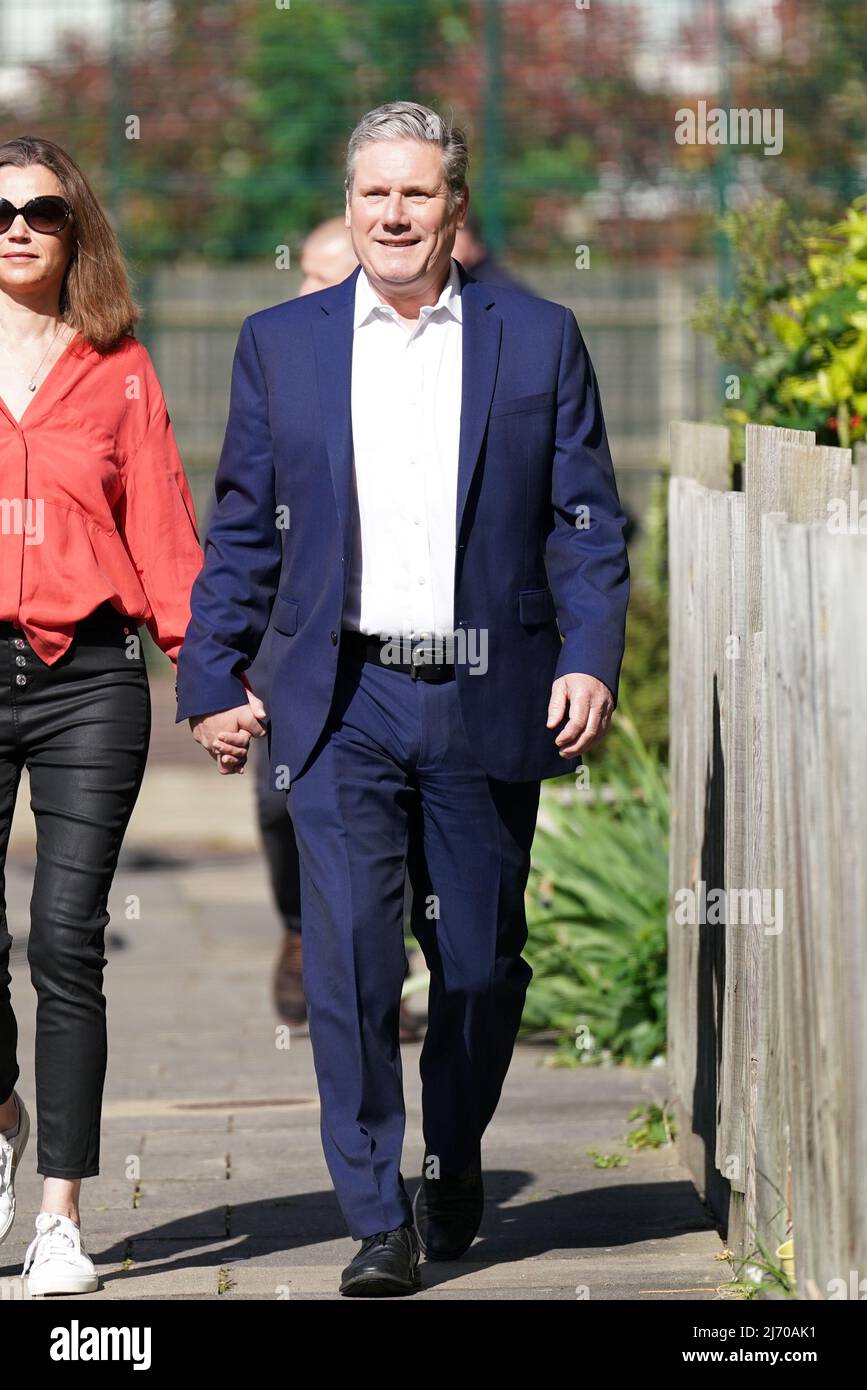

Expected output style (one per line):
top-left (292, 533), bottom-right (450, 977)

top-left (0, 331), bottom-right (203, 665)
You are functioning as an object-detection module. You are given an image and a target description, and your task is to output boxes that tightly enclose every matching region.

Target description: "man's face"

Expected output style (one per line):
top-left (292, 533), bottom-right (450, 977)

top-left (345, 138), bottom-right (467, 297)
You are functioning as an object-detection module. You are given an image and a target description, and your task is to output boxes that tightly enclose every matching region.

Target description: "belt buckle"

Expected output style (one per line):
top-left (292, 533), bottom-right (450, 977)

top-left (409, 634), bottom-right (437, 680)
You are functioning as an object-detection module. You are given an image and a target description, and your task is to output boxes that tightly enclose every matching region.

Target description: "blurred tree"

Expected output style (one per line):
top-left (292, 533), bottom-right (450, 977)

top-left (739, 0), bottom-right (867, 217)
top-left (210, 0), bottom-right (470, 261)
top-left (2, 0), bottom-right (862, 269)
top-left (0, 2), bottom-right (251, 263)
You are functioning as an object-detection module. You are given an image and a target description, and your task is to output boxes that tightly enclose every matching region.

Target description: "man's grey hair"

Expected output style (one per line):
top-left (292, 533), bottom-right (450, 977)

top-left (345, 101), bottom-right (469, 210)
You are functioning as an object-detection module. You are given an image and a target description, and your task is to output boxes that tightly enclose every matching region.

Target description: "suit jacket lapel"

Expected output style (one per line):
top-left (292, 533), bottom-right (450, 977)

top-left (311, 266), bottom-right (360, 561)
top-left (454, 268), bottom-right (502, 540)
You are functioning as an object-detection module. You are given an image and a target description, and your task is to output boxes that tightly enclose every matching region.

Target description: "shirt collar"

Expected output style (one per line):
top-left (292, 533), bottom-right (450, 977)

top-left (353, 257), bottom-right (463, 331)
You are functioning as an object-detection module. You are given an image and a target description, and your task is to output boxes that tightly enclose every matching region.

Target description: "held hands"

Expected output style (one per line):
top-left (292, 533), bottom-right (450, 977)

top-left (547, 673), bottom-right (614, 758)
top-left (190, 687), bottom-right (267, 775)
top-left (189, 675), bottom-right (612, 771)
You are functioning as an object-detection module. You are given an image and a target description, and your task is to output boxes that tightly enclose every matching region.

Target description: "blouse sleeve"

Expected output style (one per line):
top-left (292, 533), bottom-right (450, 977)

top-left (117, 381), bottom-right (204, 666)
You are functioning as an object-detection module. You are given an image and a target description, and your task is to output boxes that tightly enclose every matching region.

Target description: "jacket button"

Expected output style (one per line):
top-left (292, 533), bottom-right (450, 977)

top-left (330, 631), bottom-right (338, 645)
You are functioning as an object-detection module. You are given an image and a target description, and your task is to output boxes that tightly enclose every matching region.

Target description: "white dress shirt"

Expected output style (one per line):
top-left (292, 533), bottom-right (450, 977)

top-left (344, 257), bottom-right (463, 640)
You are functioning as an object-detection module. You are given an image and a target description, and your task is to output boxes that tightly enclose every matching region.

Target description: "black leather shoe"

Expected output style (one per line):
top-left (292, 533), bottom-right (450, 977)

top-left (339, 1224), bottom-right (421, 1297)
top-left (412, 1157), bottom-right (484, 1261)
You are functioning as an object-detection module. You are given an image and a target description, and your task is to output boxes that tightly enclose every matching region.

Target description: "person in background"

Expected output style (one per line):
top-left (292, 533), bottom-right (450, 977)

top-left (452, 208), bottom-right (531, 294)
top-left (296, 216), bottom-right (358, 295)
top-left (0, 136), bottom-right (202, 1296)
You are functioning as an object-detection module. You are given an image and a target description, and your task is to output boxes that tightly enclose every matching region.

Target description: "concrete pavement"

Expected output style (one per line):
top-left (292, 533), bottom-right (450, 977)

top-left (1, 681), bottom-right (728, 1300)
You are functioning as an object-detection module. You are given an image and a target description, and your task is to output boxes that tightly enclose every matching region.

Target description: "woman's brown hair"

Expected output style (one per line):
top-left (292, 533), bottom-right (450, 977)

top-left (0, 135), bottom-right (139, 353)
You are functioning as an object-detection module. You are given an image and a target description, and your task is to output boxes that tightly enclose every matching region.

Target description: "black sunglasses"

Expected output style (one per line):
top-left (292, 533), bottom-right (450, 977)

top-left (0, 195), bottom-right (72, 235)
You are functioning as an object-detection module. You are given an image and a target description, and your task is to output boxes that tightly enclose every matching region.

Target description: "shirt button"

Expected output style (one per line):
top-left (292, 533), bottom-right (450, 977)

top-left (13, 638), bottom-right (25, 649)
top-left (418, 576), bottom-right (426, 585)
top-left (330, 631), bottom-right (338, 645)
top-left (15, 655), bottom-right (25, 666)
top-left (15, 674), bottom-right (26, 686)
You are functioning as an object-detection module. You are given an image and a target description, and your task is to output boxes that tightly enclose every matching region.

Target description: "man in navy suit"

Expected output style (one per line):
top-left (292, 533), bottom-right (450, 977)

top-left (176, 101), bottom-right (629, 1297)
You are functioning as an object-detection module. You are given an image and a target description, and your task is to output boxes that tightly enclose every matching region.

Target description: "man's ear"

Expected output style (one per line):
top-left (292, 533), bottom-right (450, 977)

top-left (456, 184), bottom-right (470, 230)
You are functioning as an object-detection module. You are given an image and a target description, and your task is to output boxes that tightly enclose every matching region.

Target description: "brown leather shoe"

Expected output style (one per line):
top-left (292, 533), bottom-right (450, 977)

top-left (398, 1000), bottom-right (425, 1042)
top-left (275, 932), bottom-right (422, 1038)
top-left (273, 930), bottom-right (306, 1025)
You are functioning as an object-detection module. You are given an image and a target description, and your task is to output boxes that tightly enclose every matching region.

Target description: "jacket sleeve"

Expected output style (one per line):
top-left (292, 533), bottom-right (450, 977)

top-left (175, 316), bottom-right (282, 722)
top-left (545, 306), bottom-right (630, 704)
top-left (117, 380), bottom-right (204, 666)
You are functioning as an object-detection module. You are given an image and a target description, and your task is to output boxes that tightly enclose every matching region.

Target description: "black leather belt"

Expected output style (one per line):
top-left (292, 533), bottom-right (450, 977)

top-left (341, 630), bottom-right (456, 682)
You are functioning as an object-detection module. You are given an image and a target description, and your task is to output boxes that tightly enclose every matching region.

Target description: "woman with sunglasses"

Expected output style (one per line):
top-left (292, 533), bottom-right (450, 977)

top-left (0, 137), bottom-right (203, 1295)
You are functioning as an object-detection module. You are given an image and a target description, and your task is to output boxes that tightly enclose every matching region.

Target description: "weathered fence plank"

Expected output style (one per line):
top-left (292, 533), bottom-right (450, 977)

top-left (670, 420), bottom-right (730, 488)
top-left (764, 521), bottom-right (867, 1296)
top-left (743, 430), bottom-right (853, 1260)
top-left (669, 420), bottom-right (863, 1295)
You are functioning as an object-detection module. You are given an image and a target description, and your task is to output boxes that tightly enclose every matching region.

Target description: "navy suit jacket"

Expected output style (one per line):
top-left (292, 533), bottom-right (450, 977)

top-left (176, 260), bottom-right (630, 784)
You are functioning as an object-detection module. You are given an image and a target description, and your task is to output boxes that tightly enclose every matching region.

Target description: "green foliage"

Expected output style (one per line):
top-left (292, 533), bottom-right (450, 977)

top-left (210, 0), bottom-right (469, 260)
top-left (586, 1150), bottom-right (628, 1170)
top-left (614, 473), bottom-right (669, 761)
top-left (581, 1103), bottom-right (676, 1172)
top-left (694, 195), bottom-right (867, 459)
top-left (719, 1239), bottom-right (797, 1302)
top-left (625, 1102), bottom-right (676, 1150)
top-left (521, 705), bottom-right (668, 1064)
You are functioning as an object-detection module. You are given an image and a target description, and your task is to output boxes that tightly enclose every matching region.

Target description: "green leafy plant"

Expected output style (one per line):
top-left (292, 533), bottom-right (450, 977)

top-left (694, 194), bottom-right (867, 458)
top-left (614, 473), bottom-right (670, 763)
top-left (586, 1149), bottom-right (628, 1169)
top-left (625, 1101), bottom-right (676, 1150)
top-left (718, 1240), bottom-right (797, 1301)
top-left (521, 704), bottom-right (669, 1064)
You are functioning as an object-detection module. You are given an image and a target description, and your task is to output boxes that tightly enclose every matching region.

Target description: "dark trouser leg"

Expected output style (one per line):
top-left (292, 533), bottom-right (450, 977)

top-left (287, 656), bottom-right (416, 1239)
top-left (410, 681), bottom-right (541, 1176)
top-left (17, 622), bottom-right (150, 1178)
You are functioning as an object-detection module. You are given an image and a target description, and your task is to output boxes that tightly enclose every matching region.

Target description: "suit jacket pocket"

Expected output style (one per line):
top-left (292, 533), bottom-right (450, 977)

top-left (271, 594), bottom-right (299, 636)
top-left (489, 390), bottom-right (555, 418)
top-left (518, 586), bottom-right (557, 625)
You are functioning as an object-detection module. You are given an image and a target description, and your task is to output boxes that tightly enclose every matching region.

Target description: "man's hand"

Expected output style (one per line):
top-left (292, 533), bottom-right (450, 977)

top-left (190, 688), bottom-right (268, 775)
top-left (546, 673), bottom-right (614, 759)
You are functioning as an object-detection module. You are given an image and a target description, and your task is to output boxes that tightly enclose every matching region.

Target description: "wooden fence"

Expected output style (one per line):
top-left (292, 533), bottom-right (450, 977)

top-left (667, 421), bottom-right (867, 1298)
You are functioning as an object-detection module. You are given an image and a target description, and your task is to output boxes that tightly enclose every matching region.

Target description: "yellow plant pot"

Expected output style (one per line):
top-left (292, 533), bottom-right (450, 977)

top-left (776, 1239), bottom-right (796, 1284)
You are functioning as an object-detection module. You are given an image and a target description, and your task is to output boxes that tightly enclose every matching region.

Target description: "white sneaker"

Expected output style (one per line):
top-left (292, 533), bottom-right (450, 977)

top-left (0, 1091), bottom-right (30, 1244)
top-left (23, 1212), bottom-right (99, 1295)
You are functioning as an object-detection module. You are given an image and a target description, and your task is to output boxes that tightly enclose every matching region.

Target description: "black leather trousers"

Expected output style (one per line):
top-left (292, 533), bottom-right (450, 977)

top-left (0, 601), bottom-right (150, 1178)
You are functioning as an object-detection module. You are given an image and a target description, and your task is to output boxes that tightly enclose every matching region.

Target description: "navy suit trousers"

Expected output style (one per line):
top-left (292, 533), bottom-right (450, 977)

top-left (287, 641), bottom-right (541, 1239)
